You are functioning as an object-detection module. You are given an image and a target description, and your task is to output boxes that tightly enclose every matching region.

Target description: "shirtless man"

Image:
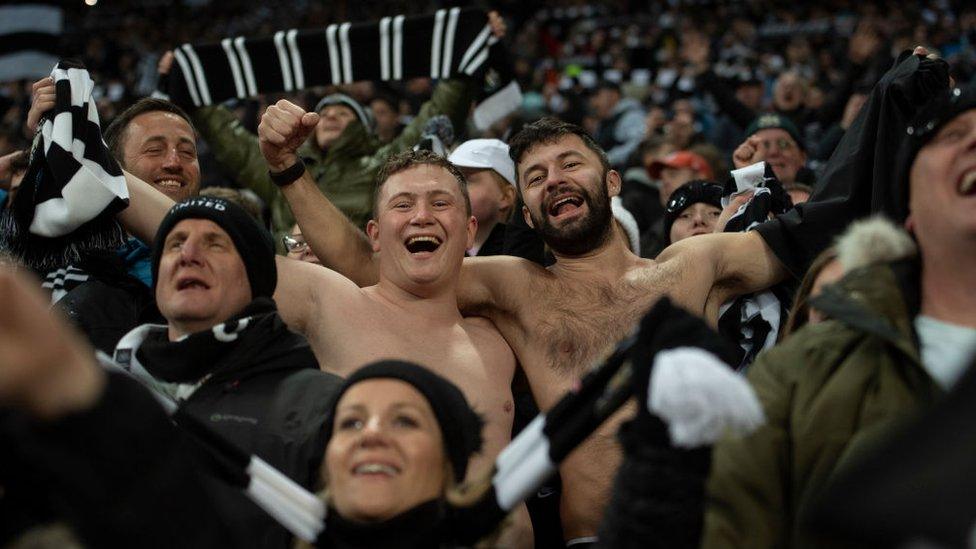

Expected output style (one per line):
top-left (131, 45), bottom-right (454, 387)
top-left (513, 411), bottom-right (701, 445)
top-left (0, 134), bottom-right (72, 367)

top-left (276, 115), bottom-right (788, 544)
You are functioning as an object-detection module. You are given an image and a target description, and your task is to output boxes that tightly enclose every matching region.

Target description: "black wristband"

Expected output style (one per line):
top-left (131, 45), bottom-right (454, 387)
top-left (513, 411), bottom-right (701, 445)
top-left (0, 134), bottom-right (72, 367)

top-left (269, 159), bottom-right (306, 187)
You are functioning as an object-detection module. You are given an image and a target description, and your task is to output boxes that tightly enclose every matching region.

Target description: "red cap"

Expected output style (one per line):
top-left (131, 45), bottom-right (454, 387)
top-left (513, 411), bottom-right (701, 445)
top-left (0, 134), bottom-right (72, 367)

top-left (647, 150), bottom-right (713, 180)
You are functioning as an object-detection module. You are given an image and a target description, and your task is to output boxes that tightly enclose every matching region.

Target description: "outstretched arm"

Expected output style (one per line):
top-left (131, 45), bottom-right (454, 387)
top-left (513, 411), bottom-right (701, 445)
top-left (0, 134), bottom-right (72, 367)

top-left (258, 99), bottom-right (380, 286)
top-left (658, 231), bottom-right (788, 317)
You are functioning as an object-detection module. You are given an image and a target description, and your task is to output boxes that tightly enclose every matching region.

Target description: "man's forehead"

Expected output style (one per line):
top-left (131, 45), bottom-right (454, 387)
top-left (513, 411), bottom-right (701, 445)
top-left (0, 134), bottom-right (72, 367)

top-left (127, 111), bottom-right (195, 142)
top-left (168, 218), bottom-right (232, 240)
top-left (382, 165), bottom-right (460, 196)
top-left (520, 134), bottom-right (592, 167)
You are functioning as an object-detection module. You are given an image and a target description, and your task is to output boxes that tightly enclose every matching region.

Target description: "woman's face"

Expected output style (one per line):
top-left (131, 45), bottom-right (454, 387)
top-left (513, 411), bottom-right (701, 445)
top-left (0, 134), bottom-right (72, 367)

top-left (325, 379), bottom-right (447, 522)
top-left (807, 258), bottom-right (844, 325)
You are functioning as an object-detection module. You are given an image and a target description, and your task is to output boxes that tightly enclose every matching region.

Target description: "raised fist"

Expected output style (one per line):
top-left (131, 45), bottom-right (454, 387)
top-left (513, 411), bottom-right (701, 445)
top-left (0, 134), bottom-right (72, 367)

top-left (258, 100), bottom-right (320, 172)
top-left (732, 135), bottom-right (766, 169)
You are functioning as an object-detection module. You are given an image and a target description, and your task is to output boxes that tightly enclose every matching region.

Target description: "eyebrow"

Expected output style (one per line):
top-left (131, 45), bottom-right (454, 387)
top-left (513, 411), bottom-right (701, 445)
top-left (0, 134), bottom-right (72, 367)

top-left (337, 402), bottom-right (429, 416)
top-left (142, 135), bottom-right (196, 147)
top-left (385, 189), bottom-right (456, 205)
top-left (522, 150), bottom-right (586, 179)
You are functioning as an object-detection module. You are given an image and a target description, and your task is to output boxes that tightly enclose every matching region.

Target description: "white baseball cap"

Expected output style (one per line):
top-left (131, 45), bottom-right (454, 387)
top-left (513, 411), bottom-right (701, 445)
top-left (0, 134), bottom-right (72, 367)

top-left (448, 139), bottom-right (516, 187)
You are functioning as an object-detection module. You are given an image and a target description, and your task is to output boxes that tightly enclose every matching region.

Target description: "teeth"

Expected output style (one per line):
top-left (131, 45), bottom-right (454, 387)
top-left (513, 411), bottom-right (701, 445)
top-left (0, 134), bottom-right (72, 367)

top-left (407, 236), bottom-right (441, 245)
top-left (961, 171), bottom-right (976, 195)
top-left (354, 463), bottom-right (398, 475)
top-left (156, 179), bottom-right (183, 189)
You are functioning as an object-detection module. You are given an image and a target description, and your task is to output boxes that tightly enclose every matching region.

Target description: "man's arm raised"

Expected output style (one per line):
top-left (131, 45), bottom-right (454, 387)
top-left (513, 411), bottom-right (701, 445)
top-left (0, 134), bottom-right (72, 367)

top-left (658, 231), bottom-right (789, 317)
top-left (258, 100), bottom-right (379, 287)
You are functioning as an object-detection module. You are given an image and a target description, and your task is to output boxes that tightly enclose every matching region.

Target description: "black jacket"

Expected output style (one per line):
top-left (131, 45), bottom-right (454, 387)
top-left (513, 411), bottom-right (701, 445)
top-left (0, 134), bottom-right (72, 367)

top-left (112, 298), bottom-right (342, 549)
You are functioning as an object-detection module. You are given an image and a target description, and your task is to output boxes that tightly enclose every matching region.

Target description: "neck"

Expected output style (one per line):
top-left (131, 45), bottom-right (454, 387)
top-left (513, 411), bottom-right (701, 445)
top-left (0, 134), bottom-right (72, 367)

top-left (919, 246), bottom-right (976, 327)
top-left (550, 226), bottom-right (638, 279)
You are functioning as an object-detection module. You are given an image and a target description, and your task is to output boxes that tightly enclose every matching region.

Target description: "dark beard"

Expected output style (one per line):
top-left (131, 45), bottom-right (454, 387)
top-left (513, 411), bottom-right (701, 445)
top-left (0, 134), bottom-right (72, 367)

top-left (530, 185), bottom-right (613, 256)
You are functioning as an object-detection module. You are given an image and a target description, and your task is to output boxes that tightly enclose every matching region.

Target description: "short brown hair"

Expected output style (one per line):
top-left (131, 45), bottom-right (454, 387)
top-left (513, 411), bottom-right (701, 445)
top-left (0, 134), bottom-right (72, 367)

top-left (507, 117), bottom-right (611, 188)
top-left (104, 98), bottom-right (196, 167)
top-left (373, 149), bottom-right (471, 217)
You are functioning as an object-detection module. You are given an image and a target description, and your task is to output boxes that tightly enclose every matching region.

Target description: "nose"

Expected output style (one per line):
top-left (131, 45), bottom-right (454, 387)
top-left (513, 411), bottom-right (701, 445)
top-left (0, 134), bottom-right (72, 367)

top-left (357, 417), bottom-right (390, 448)
top-left (177, 237), bottom-right (203, 264)
top-left (410, 201), bottom-right (436, 225)
top-left (162, 146), bottom-right (183, 172)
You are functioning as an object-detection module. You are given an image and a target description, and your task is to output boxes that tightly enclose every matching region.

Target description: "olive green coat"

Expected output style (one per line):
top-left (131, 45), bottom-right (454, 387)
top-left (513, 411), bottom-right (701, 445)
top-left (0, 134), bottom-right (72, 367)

top-left (702, 262), bottom-right (942, 548)
top-left (192, 79), bottom-right (475, 236)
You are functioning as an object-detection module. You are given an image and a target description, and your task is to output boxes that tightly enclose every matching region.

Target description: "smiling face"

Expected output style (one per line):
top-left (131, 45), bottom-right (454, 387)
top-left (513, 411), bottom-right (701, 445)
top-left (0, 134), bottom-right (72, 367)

top-left (367, 164), bottom-right (475, 293)
top-left (155, 219), bottom-right (252, 340)
top-left (753, 128), bottom-right (806, 184)
top-left (315, 104), bottom-right (359, 150)
top-left (325, 379), bottom-right (447, 522)
top-left (518, 134), bottom-right (617, 256)
top-left (907, 108), bottom-right (976, 251)
top-left (122, 111), bottom-right (201, 202)
top-left (669, 202), bottom-right (722, 243)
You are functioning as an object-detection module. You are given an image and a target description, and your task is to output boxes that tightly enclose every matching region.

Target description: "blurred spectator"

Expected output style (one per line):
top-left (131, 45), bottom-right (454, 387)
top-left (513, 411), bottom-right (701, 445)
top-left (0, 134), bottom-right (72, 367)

top-left (590, 80), bottom-right (646, 168)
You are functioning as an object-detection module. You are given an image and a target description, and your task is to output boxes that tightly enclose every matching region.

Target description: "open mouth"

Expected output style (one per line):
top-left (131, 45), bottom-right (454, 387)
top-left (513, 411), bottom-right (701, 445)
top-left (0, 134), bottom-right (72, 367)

top-left (176, 277), bottom-right (209, 291)
top-left (960, 170), bottom-right (976, 196)
top-left (352, 462), bottom-right (400, 477)
top-left (404, 235), bottom-right (442, 254)
top-left (154, 178), bottom-right (185, 190)
top-left (547, 194), bottom-right (585, 217)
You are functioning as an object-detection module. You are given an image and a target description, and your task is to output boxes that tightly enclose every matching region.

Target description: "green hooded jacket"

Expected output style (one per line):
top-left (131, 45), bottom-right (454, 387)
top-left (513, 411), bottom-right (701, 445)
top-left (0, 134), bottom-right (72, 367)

top-left (191, 79), bottom-right (475, 238)
top-left (703, 261), bottom-right (942, 548)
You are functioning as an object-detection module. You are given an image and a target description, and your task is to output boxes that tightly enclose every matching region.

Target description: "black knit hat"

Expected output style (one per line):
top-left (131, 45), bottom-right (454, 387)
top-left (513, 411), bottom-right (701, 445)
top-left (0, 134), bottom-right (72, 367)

top-left (322, 360), bottom-right (484, 483)
top-left (891, 84), bottom-right (976, 222)
top-left (745, 113), bottom-right (805, 151)
top-left (151, 196), bottom-right (277, 299)
top-left (314, 93), bottom-right (375, 135)
top-left (663, 180), bottom-right (724, 244)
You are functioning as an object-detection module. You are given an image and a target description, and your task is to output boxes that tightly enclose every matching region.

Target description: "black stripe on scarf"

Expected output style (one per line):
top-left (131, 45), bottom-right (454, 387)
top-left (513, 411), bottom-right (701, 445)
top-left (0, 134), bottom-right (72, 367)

top-left (164, 8), bottom-right (491, 108)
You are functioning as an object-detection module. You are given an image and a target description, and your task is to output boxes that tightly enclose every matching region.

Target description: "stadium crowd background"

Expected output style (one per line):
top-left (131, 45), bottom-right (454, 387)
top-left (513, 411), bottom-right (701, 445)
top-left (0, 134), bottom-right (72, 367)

top-left (2, 0), bottom-right (975, 190)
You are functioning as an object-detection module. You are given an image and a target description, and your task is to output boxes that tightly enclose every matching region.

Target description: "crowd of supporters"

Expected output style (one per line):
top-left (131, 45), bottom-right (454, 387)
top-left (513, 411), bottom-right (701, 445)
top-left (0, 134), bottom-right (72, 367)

top-left (1, 2), bottom-right (976, 548)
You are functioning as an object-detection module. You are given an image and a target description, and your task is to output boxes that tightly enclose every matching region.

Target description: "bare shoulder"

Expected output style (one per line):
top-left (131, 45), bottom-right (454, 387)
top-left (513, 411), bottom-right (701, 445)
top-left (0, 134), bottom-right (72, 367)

top-left (459, 255), bottom-right (551, 314)
top-left (274, 256), bottom-right (372, 333)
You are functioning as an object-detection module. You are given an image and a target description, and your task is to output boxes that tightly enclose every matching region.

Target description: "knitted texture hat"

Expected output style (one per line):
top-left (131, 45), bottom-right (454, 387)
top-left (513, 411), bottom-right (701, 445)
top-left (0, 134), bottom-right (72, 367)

top-left (314, 93), bottom-right (375, 134)
top-left (322, 360), bottom-right (484, 483)
top-left (745, 113), bottom-right (805, 151)
top-left (151, 196), bottom-right (277, 298)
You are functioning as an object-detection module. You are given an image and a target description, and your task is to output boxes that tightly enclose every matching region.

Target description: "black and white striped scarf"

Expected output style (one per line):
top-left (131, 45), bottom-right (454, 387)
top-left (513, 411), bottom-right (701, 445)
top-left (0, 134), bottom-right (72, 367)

top-left (163, 8), bottom-right (495, 109)
top-left (719, 161), bottom-right (794, 370)
top-left (0, 61), bottom-right (128, 271)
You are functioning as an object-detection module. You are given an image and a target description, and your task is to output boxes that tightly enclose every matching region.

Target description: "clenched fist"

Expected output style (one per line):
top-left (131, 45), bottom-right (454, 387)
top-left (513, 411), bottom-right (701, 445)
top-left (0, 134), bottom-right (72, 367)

top-left (258, 100), bottom-right (320, 172)
top-left (732, 135), bottom-right (765, 169)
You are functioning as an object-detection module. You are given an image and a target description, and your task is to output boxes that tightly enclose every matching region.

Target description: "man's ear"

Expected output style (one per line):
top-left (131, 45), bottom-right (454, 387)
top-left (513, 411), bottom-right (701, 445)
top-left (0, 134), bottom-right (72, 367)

top-left (522, 204), bottom-right (535, 229)
top-left (500, 184), bottom-right (516, 210)
top-left (606, 169), bottom-right (622, 198)
top-left (366, 219), bottom-right (382, 253)
top-left (466, 215), bottom-right (478, 250)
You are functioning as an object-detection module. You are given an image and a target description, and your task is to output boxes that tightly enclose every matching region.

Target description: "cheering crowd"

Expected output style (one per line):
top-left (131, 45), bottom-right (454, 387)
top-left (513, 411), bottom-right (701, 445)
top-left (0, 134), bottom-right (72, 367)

top-left (1, 3), bottom-right (976, 548)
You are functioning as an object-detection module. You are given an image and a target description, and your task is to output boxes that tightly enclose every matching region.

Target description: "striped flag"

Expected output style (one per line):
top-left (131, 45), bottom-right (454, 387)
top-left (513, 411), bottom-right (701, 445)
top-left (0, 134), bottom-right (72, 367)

top-left (0, 1), bottom-right (62, 82)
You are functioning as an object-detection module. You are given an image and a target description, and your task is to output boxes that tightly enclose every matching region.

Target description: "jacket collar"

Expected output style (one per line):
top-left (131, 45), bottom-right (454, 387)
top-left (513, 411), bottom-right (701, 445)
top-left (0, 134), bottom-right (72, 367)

top-left (809, 259), bottom-right (922, 364)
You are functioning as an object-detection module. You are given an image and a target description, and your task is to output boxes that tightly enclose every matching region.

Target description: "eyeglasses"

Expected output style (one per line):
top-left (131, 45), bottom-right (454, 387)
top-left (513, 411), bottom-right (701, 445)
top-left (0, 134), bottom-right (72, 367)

top-left (756, 138), bottom-right (796, 152)
top-left (282, 235), bottom-right (308, 253)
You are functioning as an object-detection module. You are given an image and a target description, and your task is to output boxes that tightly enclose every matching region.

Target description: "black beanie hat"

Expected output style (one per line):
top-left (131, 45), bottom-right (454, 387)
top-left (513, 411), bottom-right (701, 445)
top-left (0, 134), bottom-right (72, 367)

top-left (663, 180), bottom-right (725, 244)
top-left (892, 84), bottom-right (976, 222)
top-left (322, 360), bottom-right (484, 483)
top-left (151, 196), bottom-right (277, 299)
